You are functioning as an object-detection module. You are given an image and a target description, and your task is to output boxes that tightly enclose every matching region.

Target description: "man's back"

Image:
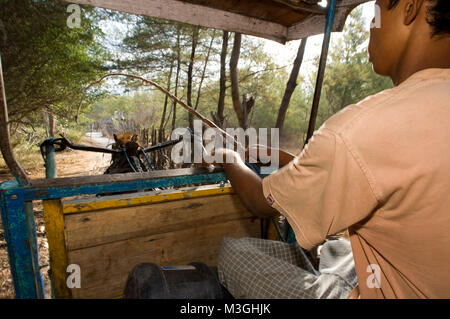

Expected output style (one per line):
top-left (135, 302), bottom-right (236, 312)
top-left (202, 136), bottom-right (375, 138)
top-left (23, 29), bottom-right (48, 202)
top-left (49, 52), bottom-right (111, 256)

top-left (217, 0), bottom-right (450, 299)
top-left (326, 68), bottom-right (450, 297)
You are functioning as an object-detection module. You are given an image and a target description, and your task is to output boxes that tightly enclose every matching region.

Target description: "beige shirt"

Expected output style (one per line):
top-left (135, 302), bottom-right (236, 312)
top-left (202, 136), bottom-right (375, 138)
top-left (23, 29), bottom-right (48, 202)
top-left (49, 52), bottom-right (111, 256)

top-left (262, 68), bottom-right (450, 298)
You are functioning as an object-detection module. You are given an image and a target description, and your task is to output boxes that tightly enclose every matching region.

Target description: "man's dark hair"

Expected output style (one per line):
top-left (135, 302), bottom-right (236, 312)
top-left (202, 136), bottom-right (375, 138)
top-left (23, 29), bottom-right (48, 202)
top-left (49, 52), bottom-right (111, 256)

top-left (388, 0), bottom-right (450, 36)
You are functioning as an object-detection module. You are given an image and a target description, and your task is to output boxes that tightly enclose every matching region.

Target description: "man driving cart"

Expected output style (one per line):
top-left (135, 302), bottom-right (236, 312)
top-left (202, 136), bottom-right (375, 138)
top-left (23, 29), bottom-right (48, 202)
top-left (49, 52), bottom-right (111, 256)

top-left (216, 0), bottom-right (450, 299)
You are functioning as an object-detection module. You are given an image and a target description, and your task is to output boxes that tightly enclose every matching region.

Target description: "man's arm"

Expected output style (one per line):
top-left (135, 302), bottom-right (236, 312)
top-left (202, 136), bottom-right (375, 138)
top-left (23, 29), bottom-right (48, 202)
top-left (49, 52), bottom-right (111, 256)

top-left (278, 149), bottom-right (295, 167)
top-left (246, 144), bottom-right (295, 168)
top-left (218, 148), bottom-right (278, 218)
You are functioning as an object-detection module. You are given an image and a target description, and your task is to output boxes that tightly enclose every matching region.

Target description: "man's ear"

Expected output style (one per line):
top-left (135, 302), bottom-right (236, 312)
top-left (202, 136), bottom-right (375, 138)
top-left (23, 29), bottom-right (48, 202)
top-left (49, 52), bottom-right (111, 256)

top-left (404, 0), bottom-right (424, 25)
top-left (113, 133), bottom-right (118, 143)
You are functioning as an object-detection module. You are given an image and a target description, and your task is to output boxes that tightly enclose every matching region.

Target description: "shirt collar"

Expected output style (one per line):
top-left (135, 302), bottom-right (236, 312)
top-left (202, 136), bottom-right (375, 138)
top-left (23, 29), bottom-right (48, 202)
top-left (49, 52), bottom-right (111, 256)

top-left (402, 68), bottom-right (450, 84)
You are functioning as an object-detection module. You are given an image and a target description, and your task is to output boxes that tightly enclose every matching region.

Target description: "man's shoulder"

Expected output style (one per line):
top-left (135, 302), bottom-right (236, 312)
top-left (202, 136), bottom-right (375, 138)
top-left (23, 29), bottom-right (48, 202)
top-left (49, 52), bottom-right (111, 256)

top-left (321, 87), bottom-right (397, 136)
top-left (322, 69), bottom-right (450, 138)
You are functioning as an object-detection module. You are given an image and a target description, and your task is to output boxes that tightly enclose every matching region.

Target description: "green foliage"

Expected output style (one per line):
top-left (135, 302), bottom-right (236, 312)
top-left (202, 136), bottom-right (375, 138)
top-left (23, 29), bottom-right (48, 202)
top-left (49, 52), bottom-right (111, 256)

top-left (1, 0), bottom-right (109, 151)
top-left (315, 7), bottom-right (393, 127)
top-left (0, 1), bottom-right (395, 163)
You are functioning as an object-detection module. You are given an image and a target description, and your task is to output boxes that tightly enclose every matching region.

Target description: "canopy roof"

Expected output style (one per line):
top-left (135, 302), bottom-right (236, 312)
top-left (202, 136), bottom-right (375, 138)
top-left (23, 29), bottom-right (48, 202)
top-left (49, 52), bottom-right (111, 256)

top-left (67, 0), bottom-right (371, 43)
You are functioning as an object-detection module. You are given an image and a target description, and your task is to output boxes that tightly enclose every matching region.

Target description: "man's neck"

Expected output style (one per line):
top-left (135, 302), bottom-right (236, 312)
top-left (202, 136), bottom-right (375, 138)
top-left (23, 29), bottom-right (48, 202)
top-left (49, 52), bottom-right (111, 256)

top-left (391, 32), bottom-right (450, 86)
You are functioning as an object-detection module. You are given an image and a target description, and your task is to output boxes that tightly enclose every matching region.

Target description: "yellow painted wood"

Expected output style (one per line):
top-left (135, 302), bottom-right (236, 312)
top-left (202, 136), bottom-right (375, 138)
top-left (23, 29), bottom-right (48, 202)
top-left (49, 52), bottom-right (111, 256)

top-left (42, 199), bottom-right (71, 299)
top-left (63, 185), bottom-right (234, 214)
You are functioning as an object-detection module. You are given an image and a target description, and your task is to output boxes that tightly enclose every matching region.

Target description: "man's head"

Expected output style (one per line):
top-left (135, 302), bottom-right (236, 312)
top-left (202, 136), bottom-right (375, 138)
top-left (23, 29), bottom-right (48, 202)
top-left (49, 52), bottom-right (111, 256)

top-left (368, 0), bottom-right (450, 84)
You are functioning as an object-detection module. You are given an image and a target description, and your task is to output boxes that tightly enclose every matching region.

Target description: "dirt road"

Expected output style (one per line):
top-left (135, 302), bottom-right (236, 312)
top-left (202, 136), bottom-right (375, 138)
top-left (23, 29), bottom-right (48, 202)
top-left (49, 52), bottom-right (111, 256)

top-left (0, 133), bottom-right (113, 298)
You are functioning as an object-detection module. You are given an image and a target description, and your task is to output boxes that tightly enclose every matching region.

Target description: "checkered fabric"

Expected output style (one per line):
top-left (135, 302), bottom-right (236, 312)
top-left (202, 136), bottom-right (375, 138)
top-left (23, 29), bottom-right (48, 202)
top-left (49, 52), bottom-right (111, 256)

top-left (218, 237), bottom-right (357, 299)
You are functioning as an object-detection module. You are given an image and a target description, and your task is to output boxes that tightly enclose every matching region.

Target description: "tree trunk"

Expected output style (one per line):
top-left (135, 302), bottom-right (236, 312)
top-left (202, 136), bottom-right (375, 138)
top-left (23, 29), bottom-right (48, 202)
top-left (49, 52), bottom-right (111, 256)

top-left (194, 30), bottom-right (216, 111)
top-left (171, 25), bottom-right (182, 132)
top-left (48, 110), bottom-right (55, 137)
top-left (0, 55), bottom-right (29, 184)
top-left (150, 126), bottom-right (156, 163)
top-left (230, 33), bottom-right (244, 127)
top-left (188, 26), bottom-right (200, 130)
top-left (159, 58), bottom-right (174, 142)
top-left (275, 38), bottom-right (307, 133)
top-left (212, 30), bottom-right (228, 128)
top-left (45, 107), bottom-right (55, 137)
top-left (229, 33), bottom-right (255, 129)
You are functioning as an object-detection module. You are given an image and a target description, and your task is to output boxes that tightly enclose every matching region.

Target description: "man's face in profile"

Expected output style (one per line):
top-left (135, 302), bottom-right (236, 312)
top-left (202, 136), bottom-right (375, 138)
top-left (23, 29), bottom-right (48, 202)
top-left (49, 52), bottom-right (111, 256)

top-left (368, 0), bottom-right (403, 77)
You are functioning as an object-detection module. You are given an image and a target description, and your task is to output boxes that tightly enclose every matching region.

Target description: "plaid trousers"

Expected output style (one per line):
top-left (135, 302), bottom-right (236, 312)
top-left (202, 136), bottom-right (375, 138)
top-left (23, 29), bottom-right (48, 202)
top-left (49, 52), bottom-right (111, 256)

top-left (218, 237), bottom-right (357, 299)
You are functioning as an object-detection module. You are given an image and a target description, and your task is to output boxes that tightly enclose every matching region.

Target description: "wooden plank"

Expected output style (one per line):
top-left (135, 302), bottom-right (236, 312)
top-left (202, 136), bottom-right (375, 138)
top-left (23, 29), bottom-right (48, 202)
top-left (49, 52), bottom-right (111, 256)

top-left (182, 0), bottom-right (316, 24)
top-left (23, 169), bottom-right (229, 201)
top-left (66, 0), bottom-right (288, 43)
top-left (27, 167), bottom-right (222, 189)
top-left (42, 199), bottom-right (72, 298)
top-left (269, 0), bottom-right (326, 14)
top-left (286, 0), bottom-right (365, 40)
top-left (67, 218), bottom-right (260, 298)
top-left (62, 184), bottom-right (234, 214)
top-left (64, 193), bottom-right (254, 250)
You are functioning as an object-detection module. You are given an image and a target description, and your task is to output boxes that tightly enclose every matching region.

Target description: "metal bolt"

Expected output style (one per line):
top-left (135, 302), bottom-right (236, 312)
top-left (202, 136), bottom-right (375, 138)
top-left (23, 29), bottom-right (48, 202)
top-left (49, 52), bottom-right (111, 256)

top-left (10, 195), bottom-right (18, 200)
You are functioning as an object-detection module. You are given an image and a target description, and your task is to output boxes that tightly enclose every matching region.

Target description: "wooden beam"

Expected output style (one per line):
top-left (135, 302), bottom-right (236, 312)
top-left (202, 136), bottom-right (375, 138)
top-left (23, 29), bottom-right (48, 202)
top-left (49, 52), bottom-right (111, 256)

top-left (66, 0), bottom-right (288, 43)
top-left (25, 167), bottom-right (223, 190)
top-left (62, 184), bottom-right (235, 214)
top-left (270, 0), bottom-right (326, 14)
top-left (287, 7), bottom-right (347, 40)
top-left (42, 199), bottom-right (72, 298)
top-left (286, 0), bottom-right (370, 40)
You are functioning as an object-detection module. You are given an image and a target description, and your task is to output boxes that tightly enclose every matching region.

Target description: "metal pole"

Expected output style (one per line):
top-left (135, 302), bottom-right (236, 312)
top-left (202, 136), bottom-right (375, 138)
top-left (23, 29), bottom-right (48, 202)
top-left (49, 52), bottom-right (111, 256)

top-left (284, 0), bottom-right (337, 244)
top-left (0, 187), bottom-right (45, 298)
top-left (44, 138), bottom-right (57, 179)
top-left (305, 0), bottom-right (337, 145)
top-left (43, 139), bottom-right (57, 297)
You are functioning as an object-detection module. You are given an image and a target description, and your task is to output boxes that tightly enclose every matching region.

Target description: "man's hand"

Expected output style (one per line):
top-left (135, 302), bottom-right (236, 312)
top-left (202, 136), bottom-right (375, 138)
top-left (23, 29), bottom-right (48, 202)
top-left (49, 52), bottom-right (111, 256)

top-left (245, 144), bottom-right (262, 163)
top-left (200, 146), bottom-right (238, 168)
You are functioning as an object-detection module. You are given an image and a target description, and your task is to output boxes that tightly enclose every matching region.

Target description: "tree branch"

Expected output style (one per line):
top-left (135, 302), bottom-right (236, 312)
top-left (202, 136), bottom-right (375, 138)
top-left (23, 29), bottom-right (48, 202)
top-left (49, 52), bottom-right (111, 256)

top-left (76, 72), bottom-right (242, 148)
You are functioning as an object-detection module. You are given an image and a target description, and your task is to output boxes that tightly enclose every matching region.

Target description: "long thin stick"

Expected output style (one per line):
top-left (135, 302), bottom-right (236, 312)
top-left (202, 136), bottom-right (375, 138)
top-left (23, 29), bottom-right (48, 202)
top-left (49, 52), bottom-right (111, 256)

top-left (76, 73), bottom-right (241, 147)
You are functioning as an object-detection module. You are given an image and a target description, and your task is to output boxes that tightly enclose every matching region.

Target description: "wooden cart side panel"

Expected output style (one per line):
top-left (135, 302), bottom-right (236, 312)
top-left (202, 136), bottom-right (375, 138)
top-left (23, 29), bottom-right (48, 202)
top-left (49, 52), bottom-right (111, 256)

top-left (42, 199), bottom-right (71, 298)
top-left (49, 187), bottom-right (261, 298)
top-left (64, 193), bottom-right (253, 251)
top-left (67, 214), bottom-right (259, 298)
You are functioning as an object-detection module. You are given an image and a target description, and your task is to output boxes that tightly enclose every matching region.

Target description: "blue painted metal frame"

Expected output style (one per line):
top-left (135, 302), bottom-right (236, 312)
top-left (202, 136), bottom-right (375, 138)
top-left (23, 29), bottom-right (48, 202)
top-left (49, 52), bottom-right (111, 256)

top-left (0, 187), bottom-right (44, 298)
top-left (0, 169), bottom-right (229, 299)
top-left (44, 137), bottom-right (57, 179)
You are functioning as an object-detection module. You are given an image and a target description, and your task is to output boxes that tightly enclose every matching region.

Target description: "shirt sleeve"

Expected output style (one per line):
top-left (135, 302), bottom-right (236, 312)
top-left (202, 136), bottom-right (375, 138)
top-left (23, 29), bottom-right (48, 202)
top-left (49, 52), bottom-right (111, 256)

top-left (262, 126), bottom-right (379, 250)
